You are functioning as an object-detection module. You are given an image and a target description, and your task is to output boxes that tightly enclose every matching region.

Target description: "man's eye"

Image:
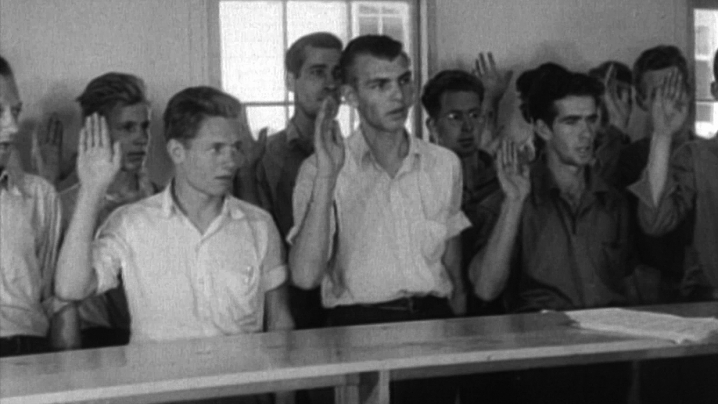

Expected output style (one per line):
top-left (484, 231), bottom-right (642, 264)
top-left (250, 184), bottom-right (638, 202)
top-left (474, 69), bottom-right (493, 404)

top-left (469, 112), bottom-right (482, 120)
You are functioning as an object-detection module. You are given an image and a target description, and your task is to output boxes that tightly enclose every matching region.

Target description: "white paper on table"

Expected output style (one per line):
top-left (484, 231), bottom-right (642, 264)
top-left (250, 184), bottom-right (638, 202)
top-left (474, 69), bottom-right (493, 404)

top-left (565, 308), bottom-right (718, 344)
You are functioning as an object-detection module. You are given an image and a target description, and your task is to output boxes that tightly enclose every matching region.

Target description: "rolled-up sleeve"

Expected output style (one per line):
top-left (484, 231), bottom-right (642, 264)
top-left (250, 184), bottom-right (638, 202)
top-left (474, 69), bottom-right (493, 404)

top-left (627, 144), bottom-right (696, 236)
top-left (91, 209), bottom-right (130, 295)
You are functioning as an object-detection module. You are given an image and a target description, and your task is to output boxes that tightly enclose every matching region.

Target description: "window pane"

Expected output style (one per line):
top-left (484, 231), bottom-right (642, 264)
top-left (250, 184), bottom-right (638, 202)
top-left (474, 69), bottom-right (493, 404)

top-left (382, 17), bottom-right (404, 42)
top-left (696, 60), bottom-right (712, 100)
top-left (246, 105), bottom-right (288, 137)
top-left (358, 16), bottom-right (380, 35)
top-left (287, 2), bottom-right (348, 45)
top-left (220, 1), bottom-right (285, 102)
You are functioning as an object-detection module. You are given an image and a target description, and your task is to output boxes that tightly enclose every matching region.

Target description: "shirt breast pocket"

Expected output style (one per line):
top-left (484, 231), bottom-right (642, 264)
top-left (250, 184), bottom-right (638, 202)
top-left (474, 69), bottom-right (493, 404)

top-left (208, 249), bottom-right (262, 334)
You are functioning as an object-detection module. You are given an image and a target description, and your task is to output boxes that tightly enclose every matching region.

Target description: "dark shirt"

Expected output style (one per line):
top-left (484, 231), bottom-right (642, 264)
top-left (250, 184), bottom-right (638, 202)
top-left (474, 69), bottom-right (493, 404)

top-left (594, 124), bottom-right (631, 183)
top-left (508, 161), bottom-right (631, 312)
top-left (629, 137), bottom-right (718, 301)
top-left (257, 121), bottom-right (314, 240)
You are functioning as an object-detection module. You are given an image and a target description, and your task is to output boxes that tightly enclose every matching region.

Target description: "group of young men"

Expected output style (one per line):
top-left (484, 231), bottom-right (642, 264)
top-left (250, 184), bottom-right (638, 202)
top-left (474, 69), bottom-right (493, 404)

top-left (1, 30), bottom-right (717, 404)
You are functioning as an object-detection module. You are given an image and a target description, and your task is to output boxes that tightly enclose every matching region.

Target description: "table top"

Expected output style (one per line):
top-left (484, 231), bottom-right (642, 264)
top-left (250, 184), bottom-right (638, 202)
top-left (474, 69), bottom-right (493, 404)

top-left (2, 302), bottom-right (717, 404)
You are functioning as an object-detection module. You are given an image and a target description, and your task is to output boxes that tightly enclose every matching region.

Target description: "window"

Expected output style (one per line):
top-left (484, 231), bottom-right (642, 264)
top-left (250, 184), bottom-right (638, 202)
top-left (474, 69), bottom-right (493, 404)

top-left (693, 8), bottom-right (718, 139)
top-left (215, 0), bottom-right (421, 138)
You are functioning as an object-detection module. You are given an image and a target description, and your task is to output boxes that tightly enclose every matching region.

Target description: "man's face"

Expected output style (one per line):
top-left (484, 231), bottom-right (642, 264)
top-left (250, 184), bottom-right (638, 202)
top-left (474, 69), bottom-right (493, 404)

top-left (0, 75), bottom-right (21, 169)
top-left (105, 103), bottom-right (150, 173)
top-left (637, 66), bottom-right (689, 111)
top-left (539, 95), bottom-right (599, 168)
top-left (430, 90), bottom-right (483, 157)
top-left (343, 54), bottom-right (414, 134)
top-left (289, 46), bottom-right (341, 118)
top-left (173, 116), bottom-right (243, 198)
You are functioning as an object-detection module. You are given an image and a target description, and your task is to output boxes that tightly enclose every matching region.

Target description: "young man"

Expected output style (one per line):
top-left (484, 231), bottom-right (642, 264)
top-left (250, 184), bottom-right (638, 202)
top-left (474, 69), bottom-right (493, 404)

top-left (289, 35), bottom-right (468, 403)
top-left (55, 86), bottom-right (293, 346)
top-left (60, 72), bottom-right (154, 348)
top-left (628, 50), bottom-right (718, 404)
top-left (0, 55), bottom-right (78, 357)
top-left (255, 32), bottom-right (342, 331)
top-left (469, 68), bottom-right (632, 404)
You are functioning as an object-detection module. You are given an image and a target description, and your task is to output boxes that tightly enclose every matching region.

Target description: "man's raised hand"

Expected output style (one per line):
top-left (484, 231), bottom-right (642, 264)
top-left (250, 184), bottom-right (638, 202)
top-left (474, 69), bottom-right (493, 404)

top-left (602, 64), bottom-right (632, 132)
top-left (77, 114), bottom-right (121, 194)
top-left (651, 68), bottom-right (689, 140)
top-left (31, 113), bottom-right (63, 184)
top-left (473, 52), bottom-right (514, 100)
top-left (496, 138), bottom-right (530, 202)
top-left (314, 97), bottom-right (344, 179)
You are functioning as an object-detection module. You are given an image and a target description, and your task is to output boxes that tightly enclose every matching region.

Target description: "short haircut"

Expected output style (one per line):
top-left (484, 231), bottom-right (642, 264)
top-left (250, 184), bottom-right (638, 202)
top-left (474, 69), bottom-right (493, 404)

top-left (527, 69), bottom-right (604, 126)
top-left (339, 35), bottom-right (405, 85)
top-left (588, 61), bottom-right (632, 86)
top-left (516, 63), bottom-right (569, 123)
top-left (77, 72), bottom-right (148, 118)
top-left (285, 32), bottom-right (343, 78)
top-left (421, 70), bottom-right (484, 120)
top-left (633, 45), bottom-right (689, 97)
top-left (163, 86), bottom-right (242, 144)
top-left (0, 55), bottom-right (14, 77)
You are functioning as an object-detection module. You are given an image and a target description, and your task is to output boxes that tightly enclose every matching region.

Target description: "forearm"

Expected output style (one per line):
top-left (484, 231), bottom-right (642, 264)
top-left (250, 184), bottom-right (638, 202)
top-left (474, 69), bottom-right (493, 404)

top-left (49, 302), bottom-right (81, 350)
top-left (288, 176), bottom-right (336, 289)
top-left (646, 132), bottom-right (673, 205)
top-left (469, 199), bottom-right (524, 301)
top-left (55, 188), bottom-right (103, 301)
top-left (265, 284), bottom-right (294, 332)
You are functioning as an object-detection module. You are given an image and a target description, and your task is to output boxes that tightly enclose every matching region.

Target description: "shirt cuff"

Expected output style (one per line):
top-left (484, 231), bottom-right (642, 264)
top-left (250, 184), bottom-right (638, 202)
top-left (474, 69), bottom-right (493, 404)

top-left (263, 264), bottom-right (288, 292)
top-left (43, 296), bottom-right (74, 316)
top-left (627, 171), bottom-right (677, 209)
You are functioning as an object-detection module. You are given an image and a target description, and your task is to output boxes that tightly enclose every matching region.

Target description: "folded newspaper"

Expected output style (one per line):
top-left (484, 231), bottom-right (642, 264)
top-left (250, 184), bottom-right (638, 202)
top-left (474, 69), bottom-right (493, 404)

top-left (565, 308), bottom-right (718, 344)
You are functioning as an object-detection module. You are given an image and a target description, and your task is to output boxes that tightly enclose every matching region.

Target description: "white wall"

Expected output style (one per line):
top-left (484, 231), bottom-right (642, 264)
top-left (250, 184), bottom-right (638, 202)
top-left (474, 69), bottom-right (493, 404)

top-left (0, 0), bottom-right (692, 182)
top-left (0, 0), bottom-right (211, 184)
top-left (430, 0), bottom-right (690, 140)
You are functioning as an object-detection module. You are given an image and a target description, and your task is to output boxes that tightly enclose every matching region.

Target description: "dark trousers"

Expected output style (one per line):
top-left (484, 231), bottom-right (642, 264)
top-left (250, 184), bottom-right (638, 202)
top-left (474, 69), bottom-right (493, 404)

top-left (640, 355), bottom-right (718, 404)
top-left (81, 327), bottom-right (131, 349)
top-left (0, 335), bottom-right (50, 358)
top-left (327, 297), bottom-right (457, 404)
top-left (513, 362), bottom-right (632, 404)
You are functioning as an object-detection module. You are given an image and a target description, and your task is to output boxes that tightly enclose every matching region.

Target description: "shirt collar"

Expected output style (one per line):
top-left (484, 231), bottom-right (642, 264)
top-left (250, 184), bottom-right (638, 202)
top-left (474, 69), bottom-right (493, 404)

top-left (531, 158), bottom-right (613, 207)
top-left (0, 164), bottom-right (27, 196)
top-left (160, 179), bottom-right (245, 220)
top-left (349, 125), bottom-right (421, 169)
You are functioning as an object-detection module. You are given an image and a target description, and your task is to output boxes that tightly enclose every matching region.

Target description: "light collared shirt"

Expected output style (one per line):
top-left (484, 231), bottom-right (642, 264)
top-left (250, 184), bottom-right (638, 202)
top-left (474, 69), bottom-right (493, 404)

top-left (91, 183), bottom-right (287, 343)
top-left (0, 166), bottom-right (63, 337)
top-left (289, 128), bottom-right (470, 308)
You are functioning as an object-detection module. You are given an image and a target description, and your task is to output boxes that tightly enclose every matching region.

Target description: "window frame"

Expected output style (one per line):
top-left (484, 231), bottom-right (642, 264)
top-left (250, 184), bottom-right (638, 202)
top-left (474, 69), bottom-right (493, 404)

top-left (689, 0), bottom-right (718, 138)
top-left (207, 0), bottom-right (429, 139)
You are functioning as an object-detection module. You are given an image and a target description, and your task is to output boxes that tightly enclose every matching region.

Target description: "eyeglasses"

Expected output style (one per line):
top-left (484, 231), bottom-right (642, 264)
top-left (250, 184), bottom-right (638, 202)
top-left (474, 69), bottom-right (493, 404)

top-left (441, 111), bottom-right (484, 127)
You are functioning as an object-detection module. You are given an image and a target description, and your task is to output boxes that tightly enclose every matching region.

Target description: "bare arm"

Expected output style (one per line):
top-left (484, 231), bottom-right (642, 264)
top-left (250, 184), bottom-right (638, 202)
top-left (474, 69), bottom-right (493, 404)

top-left (265, 283), bottom-right (294, 331)
top-left (49, 303), bottom-right (81, 350)
top-left (55, 115), bottom-right (121, 301)
top-left (469, 140), bottom-right (530, 301)
top-left (442, 235), bottom-right (465, 316)
top-left (474, 52), bottom-right (513, 151)
top-left (288, 98), bottom-right (344, 290)
top-left (645, 68), bottom-right (689, 206)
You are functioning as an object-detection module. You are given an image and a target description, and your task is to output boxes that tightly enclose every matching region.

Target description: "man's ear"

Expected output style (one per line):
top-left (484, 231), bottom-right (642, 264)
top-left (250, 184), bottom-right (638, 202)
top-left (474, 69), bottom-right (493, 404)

top-left (166, 138), bottom-right (186, 165)
top-left (341, 84), bottom-right (358, 109)
top-left (535, 119), bottom-right (553, 143)
top-left (426, 117), bottom-right (439, 144)
top-left (711, 81), bottom-right (718, 101)
top-left (286, 71), bottom-right (297, 93)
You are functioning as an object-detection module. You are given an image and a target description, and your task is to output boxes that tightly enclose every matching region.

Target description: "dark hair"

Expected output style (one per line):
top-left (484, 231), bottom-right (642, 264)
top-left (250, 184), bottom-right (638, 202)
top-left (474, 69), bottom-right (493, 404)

top-left (339, 35), bottom-right (405, 85)
top-left (713, 48), bottom-right (718, 81)
top-left (421, 70), bottom-right (484, 120)
top-left (527, 69), bottom-right (604, 126)
top-left (77, 73), bottom-right (148, 118)
top-left (0, 55), bottom-right (13, 77)
top-left (163, 86), bottom-right (242, 144)
top-left (633, 45), bottom-right (689, 97)
top-left (516, 63), bottom-right (569, 123)
top-left (588, 61), bottom-right (632, 86)
top-left (286, 32), bottom-right (342, 78)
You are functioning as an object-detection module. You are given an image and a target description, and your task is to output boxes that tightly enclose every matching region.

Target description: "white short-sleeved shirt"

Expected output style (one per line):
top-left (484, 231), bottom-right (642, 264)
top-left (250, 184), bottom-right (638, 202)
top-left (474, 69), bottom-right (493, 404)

top-left (0, 168), bottom-right (63, 337)
top-left (92, 183), bottom-right (287, 343)
top-left (289, 129), bottom-right (470, 308)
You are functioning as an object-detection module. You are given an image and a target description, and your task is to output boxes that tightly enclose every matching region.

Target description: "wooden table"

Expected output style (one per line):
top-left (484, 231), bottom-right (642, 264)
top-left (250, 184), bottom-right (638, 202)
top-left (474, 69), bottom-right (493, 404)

top-left (2, 302), bottom-right (717, 404)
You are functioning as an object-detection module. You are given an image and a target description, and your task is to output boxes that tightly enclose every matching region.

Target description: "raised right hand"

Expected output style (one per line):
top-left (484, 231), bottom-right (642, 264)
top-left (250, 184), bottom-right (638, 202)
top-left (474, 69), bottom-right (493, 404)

top-left (314, 97), bottom-right (345, 179)
top-left (77, 114), bottom-right (121, 194)
top-left (651, 68), bottom-right (689, 140)
top-left (496, 138), bottom-right (530, 202)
